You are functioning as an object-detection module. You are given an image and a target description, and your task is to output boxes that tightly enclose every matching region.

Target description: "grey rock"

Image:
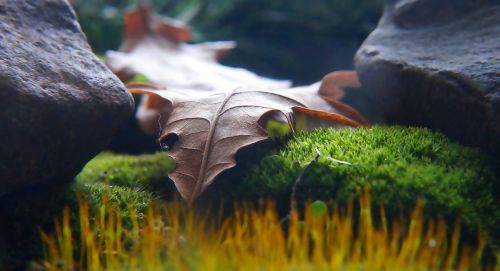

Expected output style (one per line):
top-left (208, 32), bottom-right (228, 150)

top-left (0, 0), bottom-right (134, 196)
top-left (355, 0), bottom-right (500, 153)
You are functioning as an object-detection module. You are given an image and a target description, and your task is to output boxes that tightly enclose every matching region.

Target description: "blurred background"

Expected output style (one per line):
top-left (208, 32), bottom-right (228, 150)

top-left (70, 0), bottom-right (384, 85)
top-left (68, 0), bottom-right (384, 153)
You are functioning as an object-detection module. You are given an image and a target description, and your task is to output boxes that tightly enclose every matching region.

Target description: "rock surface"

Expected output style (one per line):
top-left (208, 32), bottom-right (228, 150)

top-left (355, 0), bottom-right (500, 154)
top-left (0, 0), bottom-right (134, 197)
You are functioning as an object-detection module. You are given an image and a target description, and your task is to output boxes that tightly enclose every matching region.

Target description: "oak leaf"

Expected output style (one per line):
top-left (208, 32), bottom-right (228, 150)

top-left (129, 72), bottom-right (367, 203)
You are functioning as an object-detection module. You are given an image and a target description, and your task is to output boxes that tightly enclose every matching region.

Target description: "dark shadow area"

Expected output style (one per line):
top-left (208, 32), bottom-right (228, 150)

top-left (0, 181), bottom-right (73, 271)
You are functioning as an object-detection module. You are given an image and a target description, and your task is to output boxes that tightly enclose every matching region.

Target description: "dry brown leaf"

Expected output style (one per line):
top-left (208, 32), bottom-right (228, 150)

top-left (129, 72), bottom-right (367, 203)
top-left (106, 5), bottom-right (290, 91)
top-left (114, 6), bottom-right (368, 203)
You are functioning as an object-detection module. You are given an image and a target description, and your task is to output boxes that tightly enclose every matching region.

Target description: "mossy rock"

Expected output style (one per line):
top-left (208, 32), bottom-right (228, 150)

top-left (76, 152), bottom-right (174, 195)
top-left (76, 127), bottom-right (499, 238)
top-left (71, 152), bottom-right (177, 224)
top-left (230, 127), bottom-right (499, 240)
top-left (2, 126), bottom-right (499, 270)
top-left (77, 126), bottom-right (498, 242)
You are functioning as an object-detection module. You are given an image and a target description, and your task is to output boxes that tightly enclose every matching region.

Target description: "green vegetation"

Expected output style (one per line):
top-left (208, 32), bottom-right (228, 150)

top-left (74, 182), bottom-right (153, 217)
top-left (2, 126), bottom-right (499, 270)
top-left (73, 126), bottom-right (500, 241)
top-left (71, 152), bottom-right (175, 222)
top-left (235, 127), bottom-right (499, 241)
top-left (72, 126), bottom-right (500, 243)
top-left (76, 152), bottom-right (174, 192)
top-left (33, 127), bottom-right (500, 270)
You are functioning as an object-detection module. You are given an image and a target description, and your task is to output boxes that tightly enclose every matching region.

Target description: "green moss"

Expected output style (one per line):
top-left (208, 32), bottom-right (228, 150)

top-left (72, 182), bottom-right (153, 217)
top-left (70, 152), bottom-right (176, 224)
top-left (265, 119), bottom-right (291, 138)
top-left (233, 126), bottom-right (499, 241)
top-left (74, 127), bottom-right (496, 242)
top-left (3, 126), bottom-right (499, 270)
top-left (66, 127), bottom-right (500, 242)
top-left (76, 152), bottom-right (175, 196)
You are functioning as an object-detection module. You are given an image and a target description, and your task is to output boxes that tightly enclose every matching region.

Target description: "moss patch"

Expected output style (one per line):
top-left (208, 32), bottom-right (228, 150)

top-left (70, 127), bottom-right (500, 241)
top-left (76, 152), bottom-right (174, 196)
top-left (72, 126), bottom-right (498, 242)
top-left (2, 126), bottom-right (498, 270)
top-left (231, 126), bottom-right (499, 242)
top-left (72, 152), bottom-right (176, 223)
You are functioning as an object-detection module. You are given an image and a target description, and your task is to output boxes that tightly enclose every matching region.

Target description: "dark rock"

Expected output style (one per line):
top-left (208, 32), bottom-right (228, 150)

top-left (355, 0), bottom-right (500, 154)
top-left (0, 0), bottom-right (134, 197)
